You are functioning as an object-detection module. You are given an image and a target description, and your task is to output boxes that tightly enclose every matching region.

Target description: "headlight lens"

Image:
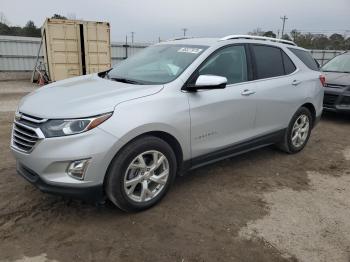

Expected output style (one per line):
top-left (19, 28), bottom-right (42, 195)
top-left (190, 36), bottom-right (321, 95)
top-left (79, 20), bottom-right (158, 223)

top-left (40, 112), bottom-right (112, 137)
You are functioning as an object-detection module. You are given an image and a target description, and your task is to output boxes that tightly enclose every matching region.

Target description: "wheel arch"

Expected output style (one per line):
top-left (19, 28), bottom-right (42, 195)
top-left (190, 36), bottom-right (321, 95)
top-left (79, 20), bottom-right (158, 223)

top-left (301, 102), bottom-right (316, 127)
top-left (103, 129), bottom-right (186, 187)
top-left (139, 131), bottom-right (184, 170)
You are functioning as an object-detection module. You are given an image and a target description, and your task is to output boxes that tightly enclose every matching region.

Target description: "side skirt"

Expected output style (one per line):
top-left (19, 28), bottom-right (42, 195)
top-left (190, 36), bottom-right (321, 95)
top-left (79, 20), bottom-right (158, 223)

top-left (180, 129), bottom-right (286, 174)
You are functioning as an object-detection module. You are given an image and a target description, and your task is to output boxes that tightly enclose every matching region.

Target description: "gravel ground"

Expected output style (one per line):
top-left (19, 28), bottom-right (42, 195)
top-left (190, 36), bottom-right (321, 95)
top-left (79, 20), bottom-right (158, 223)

top-left (0, 81), bottom-right (349, 262)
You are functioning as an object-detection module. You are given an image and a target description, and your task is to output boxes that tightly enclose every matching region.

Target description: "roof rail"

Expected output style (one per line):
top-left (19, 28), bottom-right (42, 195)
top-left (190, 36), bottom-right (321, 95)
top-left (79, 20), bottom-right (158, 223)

top-left (165, 36), bottom-right (195, 42)
top-left (219, 35), bottom-right (297, 46)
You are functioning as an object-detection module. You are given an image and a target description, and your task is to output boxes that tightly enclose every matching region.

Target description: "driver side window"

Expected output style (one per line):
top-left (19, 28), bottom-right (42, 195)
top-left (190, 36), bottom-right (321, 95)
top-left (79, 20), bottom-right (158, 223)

top-left (198, 45), bottom-right (248, 85)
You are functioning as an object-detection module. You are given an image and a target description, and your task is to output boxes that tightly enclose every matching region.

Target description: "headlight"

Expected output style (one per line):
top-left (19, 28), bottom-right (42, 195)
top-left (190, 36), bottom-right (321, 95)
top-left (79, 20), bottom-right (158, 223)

top-left (40, 112), bottom-right (112, 137)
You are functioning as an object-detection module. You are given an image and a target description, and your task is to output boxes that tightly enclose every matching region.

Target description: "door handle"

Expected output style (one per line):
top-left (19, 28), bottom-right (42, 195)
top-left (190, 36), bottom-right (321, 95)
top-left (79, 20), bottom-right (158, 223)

top-left (292, 79), bottom-right (302, 86)
top-left (241, 89), bottom-right (256, 96)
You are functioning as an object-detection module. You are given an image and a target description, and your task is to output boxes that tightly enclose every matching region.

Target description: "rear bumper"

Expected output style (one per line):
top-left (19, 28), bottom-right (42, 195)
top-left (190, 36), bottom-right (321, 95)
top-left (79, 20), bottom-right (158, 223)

top-left (323, 87), bottom-right (350, 113)
top-left (17, 162), bottom-right (104, 202)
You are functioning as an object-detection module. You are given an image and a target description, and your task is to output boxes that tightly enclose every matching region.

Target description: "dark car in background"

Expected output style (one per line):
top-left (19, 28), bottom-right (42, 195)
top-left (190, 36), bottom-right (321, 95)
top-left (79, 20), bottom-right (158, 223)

top-left (321, 52), bottom-right (350, 113)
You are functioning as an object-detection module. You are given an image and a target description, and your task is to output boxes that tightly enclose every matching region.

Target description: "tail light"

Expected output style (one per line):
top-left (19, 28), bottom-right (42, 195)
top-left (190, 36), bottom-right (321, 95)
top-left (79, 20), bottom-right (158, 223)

top-left (319, 75), bottom-right (326, 87)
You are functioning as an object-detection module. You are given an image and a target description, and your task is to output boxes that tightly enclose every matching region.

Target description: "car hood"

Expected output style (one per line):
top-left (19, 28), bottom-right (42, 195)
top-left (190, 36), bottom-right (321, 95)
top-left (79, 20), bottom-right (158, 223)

top-left (323, 71), bottom-right (350, 87)
top-left (18, 74), bottom-right (163, 118)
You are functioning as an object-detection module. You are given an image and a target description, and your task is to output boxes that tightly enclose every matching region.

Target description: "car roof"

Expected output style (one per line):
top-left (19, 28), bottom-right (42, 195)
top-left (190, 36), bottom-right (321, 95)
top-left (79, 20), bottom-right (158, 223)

top-left (161, 36), bottom-right (307, 51)
top-left (160, 37), bottom-right (219, 46)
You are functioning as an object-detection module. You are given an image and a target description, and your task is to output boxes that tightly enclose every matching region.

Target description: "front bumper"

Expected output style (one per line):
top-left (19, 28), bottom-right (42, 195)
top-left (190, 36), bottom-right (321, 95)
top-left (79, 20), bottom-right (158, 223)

top-left (11, 126), bottom-right (124, 200)
top-left (323, 87), bottom-right (350, 113)
top-left (17, 162), bottom-right (104, 202)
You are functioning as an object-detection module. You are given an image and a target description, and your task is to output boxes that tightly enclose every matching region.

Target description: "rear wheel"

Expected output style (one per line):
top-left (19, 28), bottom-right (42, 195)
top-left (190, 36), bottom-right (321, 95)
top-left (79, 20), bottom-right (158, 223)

top-left (105, 136), bottom-right (177, 212)
top-left (277, 107), bottom-right (312, 154)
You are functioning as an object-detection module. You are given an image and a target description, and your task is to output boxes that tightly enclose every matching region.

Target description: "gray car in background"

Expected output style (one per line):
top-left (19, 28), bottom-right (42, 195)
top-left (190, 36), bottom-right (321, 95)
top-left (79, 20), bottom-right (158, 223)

top-left (11, 35), bottom-right (324, 211)
top-left (321, 52), bottom-right (350, 113)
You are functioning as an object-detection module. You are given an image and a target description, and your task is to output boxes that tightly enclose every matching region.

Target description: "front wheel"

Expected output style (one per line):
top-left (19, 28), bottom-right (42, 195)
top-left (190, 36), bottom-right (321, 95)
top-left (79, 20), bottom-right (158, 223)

top-left (277, 107), bottom-right (313, 154)
top-left (105, 136), bottom-right (177, 212)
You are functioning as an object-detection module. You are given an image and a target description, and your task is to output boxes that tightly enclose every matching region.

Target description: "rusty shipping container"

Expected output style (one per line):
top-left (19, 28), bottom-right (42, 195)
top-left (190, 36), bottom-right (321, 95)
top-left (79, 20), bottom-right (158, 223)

top-left (42, 18), bottom-right (111, 81)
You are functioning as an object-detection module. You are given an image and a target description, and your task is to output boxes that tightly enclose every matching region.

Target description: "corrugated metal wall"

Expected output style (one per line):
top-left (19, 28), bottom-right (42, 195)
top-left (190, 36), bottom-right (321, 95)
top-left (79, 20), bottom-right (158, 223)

top-left (0, 35), bottom-right (150, 72)
top-left (0, 35), bottom-right (43, 71)
top-left (0, 35), bottom-right (347, 72)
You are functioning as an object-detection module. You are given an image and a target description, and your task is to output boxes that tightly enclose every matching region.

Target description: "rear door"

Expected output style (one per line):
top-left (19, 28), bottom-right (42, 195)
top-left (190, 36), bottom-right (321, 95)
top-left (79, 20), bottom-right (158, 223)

top-left (248, 44), bottom-right (305, 134)
top-left (187, 45), bottom-right (258, 159)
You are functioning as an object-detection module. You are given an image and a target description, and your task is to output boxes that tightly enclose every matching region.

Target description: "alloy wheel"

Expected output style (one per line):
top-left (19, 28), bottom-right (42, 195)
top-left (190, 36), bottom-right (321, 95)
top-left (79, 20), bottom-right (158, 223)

top-left (291, 114), bottom-right (310, 148)
top-left (123, 150), bottom-right (170, 202)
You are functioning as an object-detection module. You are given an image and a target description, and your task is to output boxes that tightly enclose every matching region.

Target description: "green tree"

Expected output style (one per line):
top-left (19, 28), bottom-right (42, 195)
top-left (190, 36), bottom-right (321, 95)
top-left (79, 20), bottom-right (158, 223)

top-left (312, 34), bottom-right (329, 49)
top-left (282, 34), bottom-right (291, 41)
top-left (290, 29), bottom-right (301, 42)
top-left (263, 31), bottom-right (276, 38)
top-left (295, 33), bottom-right (313, 49)
top-left (329, 33), bottom-right (345, 49)
top-left (0, 22), bottom-right (11, 35)
top-left (22, 20), bottom-right (41, 37)
top-left (345, 37), bottom-right (350, 50)
top-left (51, 14), bottom-right (67, 20)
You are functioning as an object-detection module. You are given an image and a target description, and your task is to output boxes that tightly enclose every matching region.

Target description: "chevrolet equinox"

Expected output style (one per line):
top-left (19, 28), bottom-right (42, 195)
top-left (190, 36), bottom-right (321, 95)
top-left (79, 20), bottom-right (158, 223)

top-left (11, 35), bottom-right (324, 211)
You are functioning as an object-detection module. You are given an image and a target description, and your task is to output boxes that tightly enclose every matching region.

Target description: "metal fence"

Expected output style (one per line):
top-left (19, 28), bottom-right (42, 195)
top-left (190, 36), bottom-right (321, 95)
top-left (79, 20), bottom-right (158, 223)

top-left (0, 35), bottom-right (347, 73)
top-left (310, 49), bottom-right (345, 66)
top-left (0, 35), bottom-right (150, 72)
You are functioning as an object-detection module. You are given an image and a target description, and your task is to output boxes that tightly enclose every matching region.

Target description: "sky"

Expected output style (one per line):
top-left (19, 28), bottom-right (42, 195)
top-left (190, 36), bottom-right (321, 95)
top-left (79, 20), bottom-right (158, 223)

top-left (1, 0), bottom-right (349, 43)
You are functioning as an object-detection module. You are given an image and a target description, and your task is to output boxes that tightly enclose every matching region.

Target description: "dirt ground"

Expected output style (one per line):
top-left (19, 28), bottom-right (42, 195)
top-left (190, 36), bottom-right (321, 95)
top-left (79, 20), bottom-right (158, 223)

top-left (0, 81), bottom-right (349, 262)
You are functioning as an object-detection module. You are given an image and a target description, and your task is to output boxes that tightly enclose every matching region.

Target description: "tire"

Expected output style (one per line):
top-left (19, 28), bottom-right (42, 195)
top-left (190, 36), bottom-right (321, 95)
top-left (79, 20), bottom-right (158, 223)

top-left (105, 136), bottom-right (177, 212)
top-left (277, 107), bottom-right (313, 154)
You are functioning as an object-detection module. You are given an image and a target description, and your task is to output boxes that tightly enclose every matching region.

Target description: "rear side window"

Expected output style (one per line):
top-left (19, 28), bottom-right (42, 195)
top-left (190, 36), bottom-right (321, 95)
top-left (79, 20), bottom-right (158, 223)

top-left (251, 45), bottom-right (285, 79)
top-left (282, 52), bottom-right (297, 74)
top-left (288, 48), bottom-right (319, 71)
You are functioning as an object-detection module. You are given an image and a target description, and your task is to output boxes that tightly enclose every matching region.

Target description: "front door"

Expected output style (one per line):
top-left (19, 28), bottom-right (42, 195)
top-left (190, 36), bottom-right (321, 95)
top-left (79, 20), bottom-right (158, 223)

top-left (187, 45), bottom-right (257, 159)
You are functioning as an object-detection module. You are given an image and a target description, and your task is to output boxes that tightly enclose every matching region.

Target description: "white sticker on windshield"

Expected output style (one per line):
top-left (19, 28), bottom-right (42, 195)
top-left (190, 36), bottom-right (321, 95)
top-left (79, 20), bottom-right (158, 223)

top-left (178, 47), bottom-right (203, 54)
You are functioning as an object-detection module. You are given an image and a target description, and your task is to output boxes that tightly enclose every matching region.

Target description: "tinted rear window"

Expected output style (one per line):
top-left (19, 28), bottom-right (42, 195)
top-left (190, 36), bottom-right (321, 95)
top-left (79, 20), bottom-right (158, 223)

top-left (288, 48), bottom-right (319, 71)
top-left (252, 45), bottom-right (284, 79)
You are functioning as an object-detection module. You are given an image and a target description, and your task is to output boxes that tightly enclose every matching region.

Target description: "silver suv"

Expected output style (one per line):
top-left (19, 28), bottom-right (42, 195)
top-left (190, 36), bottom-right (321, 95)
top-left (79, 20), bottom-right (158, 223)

top-left (11, 35), bottom-right (324, 211)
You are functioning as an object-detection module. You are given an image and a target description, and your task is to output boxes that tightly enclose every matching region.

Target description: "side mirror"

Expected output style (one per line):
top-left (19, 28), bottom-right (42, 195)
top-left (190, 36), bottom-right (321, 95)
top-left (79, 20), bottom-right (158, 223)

top-left (188, 75), bottom-right (227, 91)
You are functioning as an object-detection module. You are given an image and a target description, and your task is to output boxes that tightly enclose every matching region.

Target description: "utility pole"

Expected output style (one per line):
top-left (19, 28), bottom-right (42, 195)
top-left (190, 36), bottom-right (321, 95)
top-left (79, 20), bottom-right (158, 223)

top-left (280, 15), bottom-right (288, 39)
top-left (181, 28), bottom-right (188, 37)
top-left (131, 32), bottom-right (135, 43)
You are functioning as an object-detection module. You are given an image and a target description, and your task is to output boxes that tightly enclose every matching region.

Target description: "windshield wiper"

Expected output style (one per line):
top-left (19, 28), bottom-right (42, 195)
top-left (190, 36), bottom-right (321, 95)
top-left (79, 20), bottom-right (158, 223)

top-left (110, 77), bottom-right (144, 85)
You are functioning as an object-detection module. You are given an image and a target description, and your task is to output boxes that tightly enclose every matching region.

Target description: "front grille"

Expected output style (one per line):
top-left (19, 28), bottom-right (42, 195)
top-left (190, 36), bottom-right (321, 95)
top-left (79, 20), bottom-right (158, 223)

top-left (12, 113), bottom-right (46, 153)
top-left (340, 96), bottom-right (350, 105)
top-left (323, 94), bottom-right (338, 107)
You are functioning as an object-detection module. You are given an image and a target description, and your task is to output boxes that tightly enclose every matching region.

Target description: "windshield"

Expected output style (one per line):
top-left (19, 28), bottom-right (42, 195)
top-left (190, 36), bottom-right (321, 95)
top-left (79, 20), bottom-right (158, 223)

top-left (322, 53), bottom-right (350, 73)
top-left (107, 44), bottom-right (208, 84)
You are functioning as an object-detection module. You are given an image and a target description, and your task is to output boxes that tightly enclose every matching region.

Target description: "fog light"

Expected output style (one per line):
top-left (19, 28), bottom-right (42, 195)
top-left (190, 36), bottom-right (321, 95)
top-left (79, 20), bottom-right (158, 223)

top-left (67, 159), bottom-right (90, 180)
